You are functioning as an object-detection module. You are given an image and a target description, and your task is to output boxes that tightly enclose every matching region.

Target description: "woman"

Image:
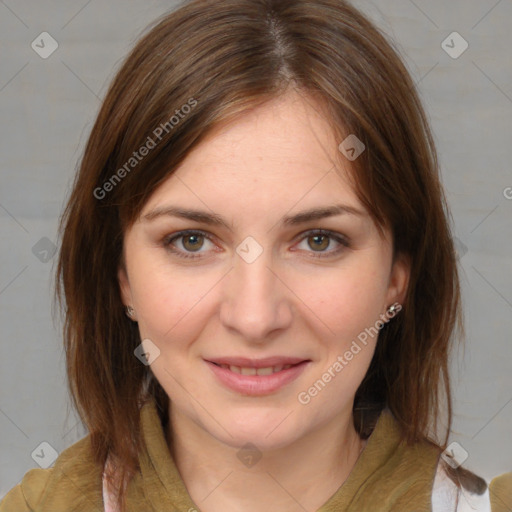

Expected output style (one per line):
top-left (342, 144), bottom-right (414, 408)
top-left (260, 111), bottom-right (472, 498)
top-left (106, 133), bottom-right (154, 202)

top-left (1, 0), bottom-right (510, 511)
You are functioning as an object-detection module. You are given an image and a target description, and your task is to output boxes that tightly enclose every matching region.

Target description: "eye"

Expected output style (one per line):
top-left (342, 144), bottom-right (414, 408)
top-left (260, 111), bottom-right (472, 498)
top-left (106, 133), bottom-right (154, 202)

top-left (293, 229), bottom-right (350, 259)
top-left (163, 230), bottom-right (216, 260)
top-left (162, 229), bottom-right (350, 260)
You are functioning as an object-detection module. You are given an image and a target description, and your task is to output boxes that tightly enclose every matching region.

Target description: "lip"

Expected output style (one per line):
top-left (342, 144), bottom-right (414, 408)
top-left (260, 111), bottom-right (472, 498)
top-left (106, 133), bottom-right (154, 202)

top-left (206, 356), bottom-right (308, 368)
top-left (205, 358), bottom-right (311, 396)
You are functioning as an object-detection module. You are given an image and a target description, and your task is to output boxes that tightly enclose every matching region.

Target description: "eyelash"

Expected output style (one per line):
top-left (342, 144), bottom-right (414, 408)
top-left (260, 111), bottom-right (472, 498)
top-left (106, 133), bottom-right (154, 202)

top-left (162, 229), bottom-right (350, 260)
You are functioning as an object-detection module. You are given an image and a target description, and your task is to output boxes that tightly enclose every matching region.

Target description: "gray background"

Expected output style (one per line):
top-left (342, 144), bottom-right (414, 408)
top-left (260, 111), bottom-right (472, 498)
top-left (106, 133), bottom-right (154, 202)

top-left (1, 0), bottom-right (511, 499)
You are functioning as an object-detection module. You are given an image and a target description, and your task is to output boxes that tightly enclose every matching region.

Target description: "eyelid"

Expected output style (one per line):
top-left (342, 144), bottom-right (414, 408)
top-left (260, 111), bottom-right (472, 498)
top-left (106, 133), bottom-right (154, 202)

top-left (161, 227), bottom-right (226, 247)
top-left (292, 228), bottom-right (349, 244)
top-left (291, 229), bottom-right (350, 258)
top-left (162, 228), bottom-right (350, 260)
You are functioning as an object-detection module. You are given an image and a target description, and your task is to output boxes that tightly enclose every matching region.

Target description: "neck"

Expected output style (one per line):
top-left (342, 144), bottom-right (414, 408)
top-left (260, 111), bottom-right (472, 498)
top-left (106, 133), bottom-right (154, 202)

top-left (168, 407), bottom-right (366, 512)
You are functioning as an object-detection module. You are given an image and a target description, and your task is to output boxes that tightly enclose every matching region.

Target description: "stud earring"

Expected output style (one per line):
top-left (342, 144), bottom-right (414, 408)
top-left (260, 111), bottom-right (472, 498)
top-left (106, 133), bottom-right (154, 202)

top-left (386, 303), bottom-right (401, 316)
top-left (125, 305), bottom-right (135, 319)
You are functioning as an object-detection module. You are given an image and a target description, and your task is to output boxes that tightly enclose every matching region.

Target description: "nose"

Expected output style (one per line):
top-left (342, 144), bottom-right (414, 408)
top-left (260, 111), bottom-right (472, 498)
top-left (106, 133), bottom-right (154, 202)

top-left (219, 243), bottom-right (293, 343)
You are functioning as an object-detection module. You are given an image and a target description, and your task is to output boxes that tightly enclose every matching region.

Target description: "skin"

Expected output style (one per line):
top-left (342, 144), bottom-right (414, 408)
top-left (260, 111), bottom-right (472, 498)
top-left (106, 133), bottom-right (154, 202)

top-left (118, 89), bottom-right (409, 512)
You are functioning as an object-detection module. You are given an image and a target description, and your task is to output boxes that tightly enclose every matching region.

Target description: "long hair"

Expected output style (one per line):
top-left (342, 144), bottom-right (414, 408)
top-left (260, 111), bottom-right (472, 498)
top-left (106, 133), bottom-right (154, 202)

top-left (55, 1), bottom-right (471, 510)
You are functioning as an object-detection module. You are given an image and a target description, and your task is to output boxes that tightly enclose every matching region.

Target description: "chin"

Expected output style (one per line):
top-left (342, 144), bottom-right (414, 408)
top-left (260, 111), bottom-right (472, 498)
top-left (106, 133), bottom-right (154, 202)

top-left (209, 411), bottom-right (305, 451)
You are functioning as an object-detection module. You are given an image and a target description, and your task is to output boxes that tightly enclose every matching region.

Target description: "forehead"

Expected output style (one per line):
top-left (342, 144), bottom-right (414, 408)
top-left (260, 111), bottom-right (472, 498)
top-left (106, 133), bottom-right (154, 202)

top-left (142, 91), bottom-right (361, 216)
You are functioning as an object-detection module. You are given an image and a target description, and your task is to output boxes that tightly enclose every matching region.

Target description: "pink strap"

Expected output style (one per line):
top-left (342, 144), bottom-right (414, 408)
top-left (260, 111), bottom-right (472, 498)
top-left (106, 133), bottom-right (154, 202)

top-left (102, 462), bottom-right (120, 512)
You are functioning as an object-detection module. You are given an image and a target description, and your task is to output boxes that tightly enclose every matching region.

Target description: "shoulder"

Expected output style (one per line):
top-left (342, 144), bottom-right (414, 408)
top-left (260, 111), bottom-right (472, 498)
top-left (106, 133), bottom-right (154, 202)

top-left (0, 435), bottom-right (104, 512)
top-left (489, 472), bottom-right (512, 512)
top-left (0, 468), bottom-right (49, 512)
top-left (432, 458), bottom-right (512, 512)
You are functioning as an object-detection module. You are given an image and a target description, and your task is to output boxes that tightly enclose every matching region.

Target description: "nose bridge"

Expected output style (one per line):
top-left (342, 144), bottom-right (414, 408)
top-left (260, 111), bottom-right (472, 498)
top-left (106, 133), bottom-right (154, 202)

top-left (220, 236), bottom-right (291, 340)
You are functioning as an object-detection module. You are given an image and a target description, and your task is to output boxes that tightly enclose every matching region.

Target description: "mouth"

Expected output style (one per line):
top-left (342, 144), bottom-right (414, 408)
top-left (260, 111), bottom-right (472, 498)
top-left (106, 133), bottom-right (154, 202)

top-left (211, 362), bottom-right (297, 376)
top-left (204, 357), bottom-right (311, 395)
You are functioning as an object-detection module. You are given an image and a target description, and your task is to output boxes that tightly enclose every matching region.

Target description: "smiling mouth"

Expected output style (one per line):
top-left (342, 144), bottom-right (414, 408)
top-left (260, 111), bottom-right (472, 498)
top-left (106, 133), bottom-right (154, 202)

top-left (205, 359), bottom-right (311, 395)
top-left (210, 362), bottom-right (299, 376)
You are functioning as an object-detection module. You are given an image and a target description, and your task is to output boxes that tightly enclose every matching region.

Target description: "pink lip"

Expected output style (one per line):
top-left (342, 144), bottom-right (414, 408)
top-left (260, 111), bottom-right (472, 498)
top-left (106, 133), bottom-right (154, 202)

top-left (206, 356), bottom-right (308, 368)
top-left (205, 359), bottom-right (311, 396)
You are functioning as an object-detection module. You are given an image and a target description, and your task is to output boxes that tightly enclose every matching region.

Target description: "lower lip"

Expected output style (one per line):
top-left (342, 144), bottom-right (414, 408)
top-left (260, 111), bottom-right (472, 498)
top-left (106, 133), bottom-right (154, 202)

top-left (205, 360), bottom-right (310, 395)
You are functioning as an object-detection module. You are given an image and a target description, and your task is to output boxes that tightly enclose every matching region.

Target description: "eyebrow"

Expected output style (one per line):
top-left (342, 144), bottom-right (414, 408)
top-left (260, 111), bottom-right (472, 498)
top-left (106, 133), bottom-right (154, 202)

top-left (142, 203), bottom-right (366, 228)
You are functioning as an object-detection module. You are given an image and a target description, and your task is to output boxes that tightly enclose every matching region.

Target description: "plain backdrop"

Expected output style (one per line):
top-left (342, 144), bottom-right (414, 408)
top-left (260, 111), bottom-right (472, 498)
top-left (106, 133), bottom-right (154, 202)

top-left (1, 0), bottom-right (511, 498)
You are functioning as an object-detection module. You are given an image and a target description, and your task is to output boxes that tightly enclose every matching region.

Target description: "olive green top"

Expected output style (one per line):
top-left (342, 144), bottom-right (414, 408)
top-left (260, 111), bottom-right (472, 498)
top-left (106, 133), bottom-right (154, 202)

top-left (1, 398), bottom-right (510, 511)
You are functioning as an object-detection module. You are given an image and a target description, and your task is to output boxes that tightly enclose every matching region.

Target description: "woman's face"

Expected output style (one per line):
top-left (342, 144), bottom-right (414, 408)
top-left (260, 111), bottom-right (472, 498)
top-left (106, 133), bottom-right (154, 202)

top-left (118, 91), bottom-right (409, 450)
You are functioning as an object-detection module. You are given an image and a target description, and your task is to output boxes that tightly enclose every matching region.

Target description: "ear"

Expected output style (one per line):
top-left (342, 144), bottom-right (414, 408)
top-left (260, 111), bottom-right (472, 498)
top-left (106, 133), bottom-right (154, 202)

top-left (118, 264), bottom-right (132, 308)
top-left (385, 252), bottom-right (410, 307)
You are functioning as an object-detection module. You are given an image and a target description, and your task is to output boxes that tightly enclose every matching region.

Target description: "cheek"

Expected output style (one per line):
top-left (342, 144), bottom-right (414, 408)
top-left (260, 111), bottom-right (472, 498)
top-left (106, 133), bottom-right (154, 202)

top-left (294, 265), bottom-right (387, 408)
top-left (129, 257), bottom-right (218, 346)
top-left (291, 257), bottom-right (390, 342)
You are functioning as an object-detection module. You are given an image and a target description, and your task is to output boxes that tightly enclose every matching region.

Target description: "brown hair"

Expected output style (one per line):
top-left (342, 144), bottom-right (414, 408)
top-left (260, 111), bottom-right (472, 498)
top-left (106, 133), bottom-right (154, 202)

top-left (55, 0), bottom-right (477, 510)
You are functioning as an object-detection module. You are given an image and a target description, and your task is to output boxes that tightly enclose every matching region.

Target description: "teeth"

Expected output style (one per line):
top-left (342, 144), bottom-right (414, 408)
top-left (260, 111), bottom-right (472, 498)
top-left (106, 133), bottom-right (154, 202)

top-left (256, 367), bottom-right (274, 376)
top-left (223, 364), bottom-right (295, 375)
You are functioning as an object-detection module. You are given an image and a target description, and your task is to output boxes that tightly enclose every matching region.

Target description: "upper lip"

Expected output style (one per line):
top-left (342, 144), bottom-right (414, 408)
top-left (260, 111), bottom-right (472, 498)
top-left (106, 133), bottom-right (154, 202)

top-left (205, 356), bottom-right (309, 368)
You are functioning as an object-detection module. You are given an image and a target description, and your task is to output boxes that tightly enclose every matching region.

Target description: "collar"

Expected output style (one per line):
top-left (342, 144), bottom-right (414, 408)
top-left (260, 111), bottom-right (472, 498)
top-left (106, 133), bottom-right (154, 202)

top-left (131, 398), bottom-right (439, 511)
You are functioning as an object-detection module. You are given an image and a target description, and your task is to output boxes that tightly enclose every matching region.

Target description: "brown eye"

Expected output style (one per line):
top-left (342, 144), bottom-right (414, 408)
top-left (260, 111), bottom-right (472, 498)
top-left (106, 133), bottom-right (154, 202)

top-left (307, 234), bottom-right (330, 252)
top-left (163, 230), bottom-right (215, 260)
top-left (294, 229), bottom-right (350, 259)
top-left (181, 233), bottom-right (205, 252)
